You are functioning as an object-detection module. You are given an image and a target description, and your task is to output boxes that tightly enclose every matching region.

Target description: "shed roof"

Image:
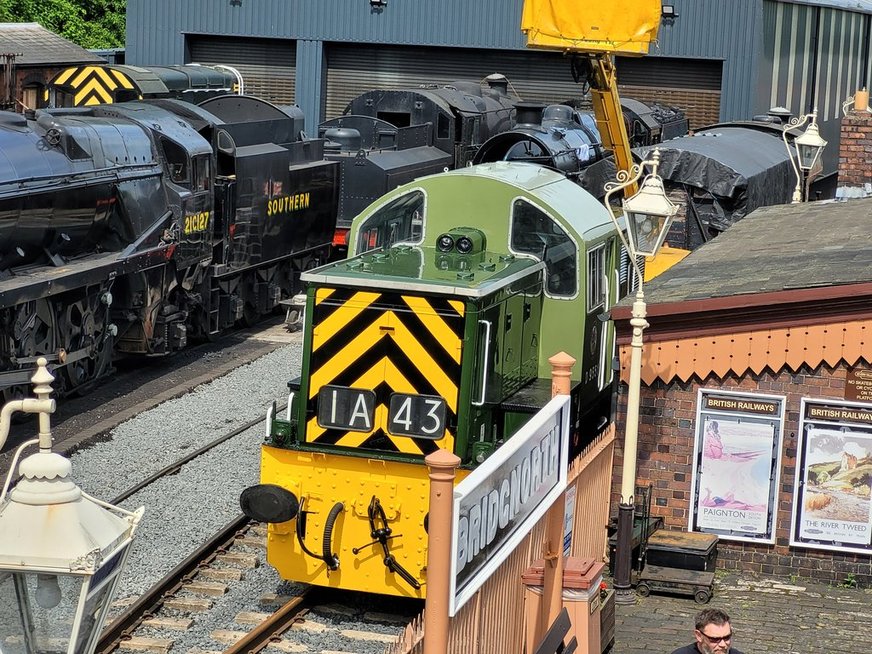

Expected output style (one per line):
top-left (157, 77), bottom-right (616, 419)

top-left (613, 198), bottom-right (872, 384)
top-left (641, 198), bottom-right (872, 305)
top-left (0, 23), bottom-right (103, 66)
top-left (782, 0), bottom-right (872, 14)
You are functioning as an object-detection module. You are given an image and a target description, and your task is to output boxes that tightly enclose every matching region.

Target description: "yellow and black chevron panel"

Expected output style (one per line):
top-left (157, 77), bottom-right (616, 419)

top-left (51, 66), bottom-right (137, 106)
top-left (306, 287), bottom-right (465, 456)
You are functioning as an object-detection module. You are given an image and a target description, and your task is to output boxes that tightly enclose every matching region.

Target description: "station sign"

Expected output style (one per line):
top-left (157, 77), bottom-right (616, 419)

top-left (449, 395), bottom-right (569, 616)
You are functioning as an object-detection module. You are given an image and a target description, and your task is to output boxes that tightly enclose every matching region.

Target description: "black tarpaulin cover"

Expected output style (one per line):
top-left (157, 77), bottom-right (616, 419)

top-left (581, 123), bottom-right (795, 234)
top-left (637, 124), bottom-right (795, 230)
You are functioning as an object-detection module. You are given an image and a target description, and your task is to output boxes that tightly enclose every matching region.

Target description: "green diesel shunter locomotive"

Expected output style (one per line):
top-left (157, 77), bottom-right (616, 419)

top-left (241, 161), bottom-right (623, 598)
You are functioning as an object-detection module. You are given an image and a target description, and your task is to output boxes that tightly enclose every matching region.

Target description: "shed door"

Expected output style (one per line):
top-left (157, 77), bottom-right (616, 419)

top-left (617, 57), bottom-right (723, 129)
top-left (323, 43), bottom-right (583, 120)
top-left (188, 36), bottom-right (296, 104)
top-left (324, 43), bottom-right (722, 129)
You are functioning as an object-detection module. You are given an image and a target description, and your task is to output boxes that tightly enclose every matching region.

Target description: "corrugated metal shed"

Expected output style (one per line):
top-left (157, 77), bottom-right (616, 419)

top-left (125, 0), bottom-right (872, 172)
top-left (126, 0), bottom-right (755, 119)
top-left (0, 23), bottom-right (103, 65)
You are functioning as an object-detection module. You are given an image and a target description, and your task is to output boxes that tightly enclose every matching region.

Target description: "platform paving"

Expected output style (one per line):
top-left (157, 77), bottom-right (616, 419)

top-left (612, 572), bottom-right (872, 653)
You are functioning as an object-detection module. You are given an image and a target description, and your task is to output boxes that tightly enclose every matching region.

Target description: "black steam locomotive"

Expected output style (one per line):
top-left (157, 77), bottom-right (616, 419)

top-left (473, 98), bottom-right (689, 192)
top-left (0, 96), bottom-right (337, 400)
top-left (318, 75), bottom-right (519, 244)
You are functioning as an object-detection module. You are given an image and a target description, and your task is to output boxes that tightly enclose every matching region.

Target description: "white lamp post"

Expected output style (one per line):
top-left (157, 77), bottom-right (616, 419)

top-left (603, 148), bottom-right (677, 605)
top-left (0, 358), bottom-right (143, 654)
top-left (782, 109), bottom-right (827, 203)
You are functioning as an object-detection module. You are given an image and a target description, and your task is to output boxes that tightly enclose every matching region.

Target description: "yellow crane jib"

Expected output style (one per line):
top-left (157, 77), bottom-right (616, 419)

top-left (520, 0), bottom-right (664, 195)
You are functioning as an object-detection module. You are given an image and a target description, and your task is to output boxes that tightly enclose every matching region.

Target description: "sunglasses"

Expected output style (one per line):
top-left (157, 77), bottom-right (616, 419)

top-left (698, 630), bottom-right (732, 644)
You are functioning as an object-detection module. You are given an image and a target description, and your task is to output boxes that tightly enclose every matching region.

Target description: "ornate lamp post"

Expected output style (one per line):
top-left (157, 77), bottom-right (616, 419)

top-left (782, 109), bottom-right (827, 203)
top-left (0, 358), bottom-right (143, 654)
top-left (603, 148), bottom-right (677, 605)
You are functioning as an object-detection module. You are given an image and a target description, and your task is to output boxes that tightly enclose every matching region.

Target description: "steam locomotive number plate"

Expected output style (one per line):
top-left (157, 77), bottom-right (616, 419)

top-left (388, 393), bottom-right (446, 438)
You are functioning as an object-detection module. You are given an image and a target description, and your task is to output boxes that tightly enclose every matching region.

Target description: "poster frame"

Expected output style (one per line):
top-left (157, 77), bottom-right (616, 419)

top-left (789, 397), bottom-right (872, 555)
top-left (688, 388), bottom-right (786, 544)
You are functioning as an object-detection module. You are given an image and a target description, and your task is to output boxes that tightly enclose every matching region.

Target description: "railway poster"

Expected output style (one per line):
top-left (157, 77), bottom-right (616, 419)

top-left (790, 399), bottom-right (872, 554)
top-left (689, 390), bottom-right (785, 543)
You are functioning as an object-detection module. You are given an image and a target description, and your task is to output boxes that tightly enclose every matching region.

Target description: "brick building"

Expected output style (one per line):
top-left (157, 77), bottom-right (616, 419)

top-left (837, 108), bottom-right (872, 197)
top-left (0, 23), bottom-right (102, 111)
top-left (611, 161), bottom-right (872, 584)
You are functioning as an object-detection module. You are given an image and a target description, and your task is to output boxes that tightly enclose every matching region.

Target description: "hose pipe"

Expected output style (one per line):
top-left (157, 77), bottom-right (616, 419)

top-left (322, 502), bottom-right (344, 570)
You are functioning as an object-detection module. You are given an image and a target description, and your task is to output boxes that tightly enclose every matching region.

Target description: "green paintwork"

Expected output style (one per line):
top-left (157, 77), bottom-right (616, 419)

top-left (279, 161), bottom-right (624, 462)
top-left (346, 162), bottom-right (621, 387)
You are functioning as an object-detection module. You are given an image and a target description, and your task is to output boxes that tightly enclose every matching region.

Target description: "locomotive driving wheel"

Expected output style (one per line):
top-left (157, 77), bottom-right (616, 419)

top-left (56, 290), bottom-right (111, 395)
top-left (3, 299), bottom-right (57, 403)
top-left (13, 299), bottom-right (55, 357)
top-left (59, 299), bottom-right (96, 392)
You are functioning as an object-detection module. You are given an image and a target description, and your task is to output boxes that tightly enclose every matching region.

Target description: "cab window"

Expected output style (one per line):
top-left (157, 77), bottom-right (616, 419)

top-left (510, 198), bottom-right (576, 297)
top-left (587, 244), bottom-right (606, 311)
top-left (161, 137), bottom-right (189, 184)
top-left (356, 191), bottom-right (425, 253)
top-left (192, 155), bottom-right (210, 191)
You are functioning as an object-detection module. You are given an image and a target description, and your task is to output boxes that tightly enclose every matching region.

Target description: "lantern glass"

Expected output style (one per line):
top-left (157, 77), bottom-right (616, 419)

top-left (796, 141), bottom-right (822, 171)
top-left (626, 210), bottom-right (672, 257)
top-left (0, 571), bottom-right (84, 654)
top-left (0, 544), bottom-right (130, 654)
top-left (621, 173), bottom-right (676, 258)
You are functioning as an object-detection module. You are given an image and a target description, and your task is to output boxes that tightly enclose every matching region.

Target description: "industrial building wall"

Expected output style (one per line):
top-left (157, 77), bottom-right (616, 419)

top-left (758, 0), bottom-right (871, 176)
top-left (322, 44), bottom-right (722, 128)
top-left (126, 0), bottom-right (754, 127)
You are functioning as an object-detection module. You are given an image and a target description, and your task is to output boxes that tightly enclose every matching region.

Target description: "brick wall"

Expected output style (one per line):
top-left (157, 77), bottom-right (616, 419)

top-left (838, 110), bottom-right (872, 189)
top-left (613, 361), bottom-right (872, 586)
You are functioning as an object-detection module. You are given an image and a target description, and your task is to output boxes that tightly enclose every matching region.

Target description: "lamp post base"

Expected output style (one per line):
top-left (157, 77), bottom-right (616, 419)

top-left (615, 587), bottom-right (638, 605)
top-left (612, 501), bottom-right (637, 605)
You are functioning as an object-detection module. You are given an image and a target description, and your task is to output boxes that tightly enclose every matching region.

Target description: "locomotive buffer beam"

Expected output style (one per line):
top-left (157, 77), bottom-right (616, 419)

top-left (352, 496), bottom-right (421, 590)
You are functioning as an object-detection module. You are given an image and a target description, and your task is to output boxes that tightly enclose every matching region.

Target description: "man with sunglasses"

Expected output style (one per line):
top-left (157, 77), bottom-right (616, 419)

top-left (671, 608), bottom-right (744, 654)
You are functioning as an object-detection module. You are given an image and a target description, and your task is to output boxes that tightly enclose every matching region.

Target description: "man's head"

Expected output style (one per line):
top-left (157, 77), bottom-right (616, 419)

top-left (693, 608), bottom-right (733, 654)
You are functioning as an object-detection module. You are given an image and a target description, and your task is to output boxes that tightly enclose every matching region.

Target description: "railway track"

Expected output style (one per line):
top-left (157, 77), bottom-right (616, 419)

top-left (89, 405), bottom-right (414, 654)
top-left (0, 320), bottom-right (298, 478)
top-left (98, 518), bottom-right (413, 654)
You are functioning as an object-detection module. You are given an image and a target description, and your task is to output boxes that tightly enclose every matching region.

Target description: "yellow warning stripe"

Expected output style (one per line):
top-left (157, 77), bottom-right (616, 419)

top-left (309, 310), bottom-right (457, 413)
top-left (110, 68), bottom-right (135, 89)
top-left (315, 287), bottom-right (336, 305)
top-left (448, 299), bottom-right (465, 316)
top-left (53, 67), bottom-right (78, 86)
top-left (312, 290), bottom-right (380, 352)
top-left (75, 78), bottom-right (113, 106)
top-left (71, 66), bottom-right (97, 88)
top-left (305, 358), bottom-right (453, 453)
top-left (309, 317), bottom-right (387, 397)
top-left (381, 358), bottom-right (452, 451)
top-left (388, 317), bottom-right (458, 412)
top-left (401, 296), bottom-right (462, 364)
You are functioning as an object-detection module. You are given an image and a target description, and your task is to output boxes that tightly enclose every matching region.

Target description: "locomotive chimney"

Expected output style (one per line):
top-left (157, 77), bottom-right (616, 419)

top-left (767, 106), bottom-right (793, 125)
top-left (485, 73), bottom-right (509, 95)
top-left (514, 102), bottom-right (546, 127)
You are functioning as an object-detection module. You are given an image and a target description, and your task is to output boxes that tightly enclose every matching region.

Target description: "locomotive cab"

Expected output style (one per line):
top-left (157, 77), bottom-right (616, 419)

top-left (242, 162), bottom-right (621, 598)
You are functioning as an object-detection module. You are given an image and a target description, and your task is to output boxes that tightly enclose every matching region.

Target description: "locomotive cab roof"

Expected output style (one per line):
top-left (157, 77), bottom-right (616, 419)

top-left (303, 244), bottom-right (544, 298)
top-left (348, 161), bottom-right (616, 257)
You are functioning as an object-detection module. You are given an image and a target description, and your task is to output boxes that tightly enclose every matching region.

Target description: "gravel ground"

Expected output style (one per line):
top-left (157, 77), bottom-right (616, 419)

top-left (18, 338), bottom-right (420, 652)
top-left (70, 346), bottom-right (300, 502)
top-left (66, 345), bottom-right (301, 599)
